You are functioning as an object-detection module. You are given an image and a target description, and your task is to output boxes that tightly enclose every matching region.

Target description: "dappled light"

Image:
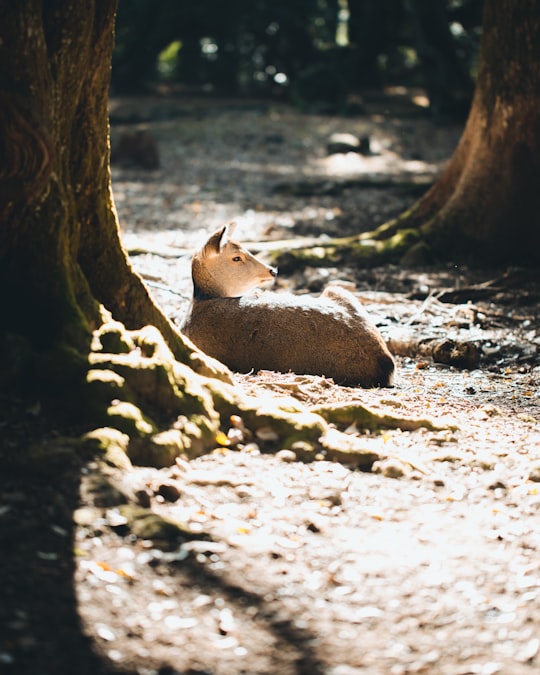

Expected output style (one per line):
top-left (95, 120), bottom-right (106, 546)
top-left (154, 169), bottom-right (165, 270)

top-left (318, 144), bottom-right (439, 179)
top-left (102, 91), bottom-right (540, 673)
top-left (113, 0), bottom-right (479, 116)
top-left (2, 1), bottom-right (540, 674)
top-left (112, 93), bottom-right (462, 312)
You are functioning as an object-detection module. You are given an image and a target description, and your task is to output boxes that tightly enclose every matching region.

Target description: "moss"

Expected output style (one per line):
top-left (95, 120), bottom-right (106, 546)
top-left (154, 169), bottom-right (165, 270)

top-left (82, 427), bottom-right (132, 470)
top-left (127, 433), bottom-right (182, 468)
top-left (95, 321), bottom-right (135, 354)
top-left (318, 428), bottom-right (381, 470)
top-left (91, 326), bottom-right (223, 425)
top-left (175, 413), bottom-right (218, 459)
top-left (312, 402), bottom-right (446, 432)
top-left (119, 359), bottom-right (185, 415)
top-left (273, 225), bottom-right (423, 271)
top-left (238, 395), bottom-right (328, 448)
top-left (106, 400), bottom-right (157, 437)
top-left (118, 504), bottom-right (193, 549)
top-left (86, 368), bottom-right (126, 399)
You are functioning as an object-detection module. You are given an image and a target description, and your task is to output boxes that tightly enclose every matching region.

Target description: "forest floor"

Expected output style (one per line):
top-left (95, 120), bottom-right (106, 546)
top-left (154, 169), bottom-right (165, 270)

top-left (2, 92), bottom-right (540, 675)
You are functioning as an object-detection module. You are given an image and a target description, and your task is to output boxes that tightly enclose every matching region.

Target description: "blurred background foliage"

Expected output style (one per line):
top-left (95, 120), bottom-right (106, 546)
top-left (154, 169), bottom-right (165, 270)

top-left (113, 0), bottom-right (483, 117)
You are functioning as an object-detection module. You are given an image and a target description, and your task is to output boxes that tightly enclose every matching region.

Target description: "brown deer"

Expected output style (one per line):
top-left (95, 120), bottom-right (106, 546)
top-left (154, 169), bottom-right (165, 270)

top-left (182, 223), bottom-right (395, 387)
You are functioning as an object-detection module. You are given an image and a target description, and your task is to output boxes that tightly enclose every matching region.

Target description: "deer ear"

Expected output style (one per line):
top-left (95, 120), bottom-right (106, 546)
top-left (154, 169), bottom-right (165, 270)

top-left (201, 222), bottom-right (237, 257)
top-left (219, 221), bottom-right (236, 251)
top-left (202, 225), bottom-right (227, 257)
top-left (224, 220), bottom-right (236, 239)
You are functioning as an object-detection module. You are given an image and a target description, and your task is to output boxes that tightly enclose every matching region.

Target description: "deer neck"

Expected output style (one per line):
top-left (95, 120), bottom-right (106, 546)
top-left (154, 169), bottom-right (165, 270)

top-left (191, 256), bottom-right (236, 301)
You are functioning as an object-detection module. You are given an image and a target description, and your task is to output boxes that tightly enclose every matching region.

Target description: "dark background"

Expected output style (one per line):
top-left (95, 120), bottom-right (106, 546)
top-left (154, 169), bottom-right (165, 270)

top-left (112, 0), bottom-right (483, 118)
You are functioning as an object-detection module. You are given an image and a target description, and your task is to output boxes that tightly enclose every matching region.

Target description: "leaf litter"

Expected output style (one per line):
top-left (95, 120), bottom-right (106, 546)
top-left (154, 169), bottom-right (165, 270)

top-left (81, 95), bottom-right (540, 675)
top-left (2, 95), bottom-right (539, 674)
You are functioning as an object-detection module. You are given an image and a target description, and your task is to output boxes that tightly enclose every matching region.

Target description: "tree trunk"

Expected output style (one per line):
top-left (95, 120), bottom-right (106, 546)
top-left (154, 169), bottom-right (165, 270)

top-left (396, 0), bottom-right (540, 263)
top-left (0, 0), bottom-right (238, 461)
top-left (0, 1), bottom-right (210, 396)
top-left (276, 0), bottom-right (540, 269)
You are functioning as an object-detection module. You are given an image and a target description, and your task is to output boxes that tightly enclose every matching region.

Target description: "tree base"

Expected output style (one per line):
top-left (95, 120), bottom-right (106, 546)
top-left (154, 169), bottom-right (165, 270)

top-left (2, 309), bottom-right (454, 473)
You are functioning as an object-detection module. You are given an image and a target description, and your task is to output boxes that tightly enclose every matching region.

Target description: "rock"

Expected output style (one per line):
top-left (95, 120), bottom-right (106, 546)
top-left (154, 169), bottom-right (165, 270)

top-left (372, 458), bottom-right (409, 479)
top-left (156, 482), bottom-right (181, 502)
top-left (528, 462), bottom-right (540, 483)
top-left (73, 506), bottom-right (103, 527)
top-left (276, 449), bottom-right (298, 463)
top-left (488, 480), bottom-right (507, 490)
top-left (327, 132), bottom-right (370, 155)
top-left (134, 488), bottom-right (152, 508)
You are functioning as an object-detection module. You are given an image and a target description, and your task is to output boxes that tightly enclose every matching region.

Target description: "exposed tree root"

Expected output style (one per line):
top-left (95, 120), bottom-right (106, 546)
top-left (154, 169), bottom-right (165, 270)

top-left (269, 220), bottom-right (427, 273)
top-left (81, 314), bottom-right (456, 472)
top-left (311, 402), bottom-right (451, 433)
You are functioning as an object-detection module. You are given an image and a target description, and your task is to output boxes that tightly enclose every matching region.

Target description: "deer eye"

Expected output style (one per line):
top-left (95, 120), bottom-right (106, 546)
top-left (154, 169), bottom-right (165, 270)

top-left (232, 256), bottom-right (242, 262)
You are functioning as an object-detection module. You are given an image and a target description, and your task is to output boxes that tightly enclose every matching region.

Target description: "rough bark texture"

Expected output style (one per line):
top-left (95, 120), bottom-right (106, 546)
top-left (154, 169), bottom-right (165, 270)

top-left (0, 0), bottom-right (214, 404)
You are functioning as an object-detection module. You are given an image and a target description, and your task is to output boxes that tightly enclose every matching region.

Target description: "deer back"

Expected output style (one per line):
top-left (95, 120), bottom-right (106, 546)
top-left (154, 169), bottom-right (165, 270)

top-left (183, 285), bottom-right (395, 388)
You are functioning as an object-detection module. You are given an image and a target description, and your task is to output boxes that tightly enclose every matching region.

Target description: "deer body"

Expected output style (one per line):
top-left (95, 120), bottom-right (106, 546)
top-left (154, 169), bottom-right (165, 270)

top-left (182, 224), bottom-right (395, 387)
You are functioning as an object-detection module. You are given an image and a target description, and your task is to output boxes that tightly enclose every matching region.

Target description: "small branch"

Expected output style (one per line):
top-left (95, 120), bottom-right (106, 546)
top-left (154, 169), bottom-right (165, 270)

top-left (143, 279), bottom-right (191, 300)
top-left (127, 246), bottom-right (189, 259)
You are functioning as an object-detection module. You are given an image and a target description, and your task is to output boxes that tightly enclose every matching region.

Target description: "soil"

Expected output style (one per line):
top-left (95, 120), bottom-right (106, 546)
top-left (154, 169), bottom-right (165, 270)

top-left (1, 92), bottom-right (539, 675)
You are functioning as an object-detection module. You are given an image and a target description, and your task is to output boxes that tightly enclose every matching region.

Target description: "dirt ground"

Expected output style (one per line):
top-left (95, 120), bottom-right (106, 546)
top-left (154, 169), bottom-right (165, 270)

top-left (1, 93), bottom-right (539, 675)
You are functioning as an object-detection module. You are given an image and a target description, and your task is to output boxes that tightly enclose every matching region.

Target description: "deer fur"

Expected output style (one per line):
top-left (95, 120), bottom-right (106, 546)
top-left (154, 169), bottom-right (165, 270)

top-left (182, 223), bottom-right (395, 387)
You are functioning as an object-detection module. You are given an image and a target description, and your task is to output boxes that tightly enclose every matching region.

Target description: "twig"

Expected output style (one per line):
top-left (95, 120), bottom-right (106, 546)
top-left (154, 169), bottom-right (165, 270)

top-left (404, 290), bottom-right (446, 325)
top-left (144, 279), bottom-right (191, 299)
top-left (127, 246), bottom-right (189, 259)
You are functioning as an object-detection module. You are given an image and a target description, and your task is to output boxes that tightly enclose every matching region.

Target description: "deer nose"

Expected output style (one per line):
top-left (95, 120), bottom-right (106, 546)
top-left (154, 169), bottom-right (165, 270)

top-left (269, 266), bottom-right (278, 277)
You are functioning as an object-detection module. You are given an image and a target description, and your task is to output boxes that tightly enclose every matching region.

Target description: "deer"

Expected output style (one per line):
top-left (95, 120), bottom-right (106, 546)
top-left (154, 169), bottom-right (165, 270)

top-left (181, 223), bottom-right (395, 387)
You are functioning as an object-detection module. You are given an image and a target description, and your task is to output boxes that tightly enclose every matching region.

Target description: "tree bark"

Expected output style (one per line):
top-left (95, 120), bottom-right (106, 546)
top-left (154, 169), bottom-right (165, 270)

top-left (0, 0), bottom-right (227, 420)
top-left (276, 0), bottom-right (540, 269)
top-left (0, 1), bottom-right (204, 396)
top-left (397, 0), bottom-right (540, 263)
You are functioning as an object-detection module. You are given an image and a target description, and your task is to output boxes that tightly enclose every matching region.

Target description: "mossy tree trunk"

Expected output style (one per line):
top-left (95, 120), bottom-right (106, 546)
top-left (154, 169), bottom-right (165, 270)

top-left (0, 1), bottom-right (203, 398)
top-left (398, 0), bottom-right (540, 263)
top-left (0, 0), bottom-right (245, 467)
top-left (279, 0), bottom-right (540, 269)
top-left (0, 1), bottom-right (327, 465)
